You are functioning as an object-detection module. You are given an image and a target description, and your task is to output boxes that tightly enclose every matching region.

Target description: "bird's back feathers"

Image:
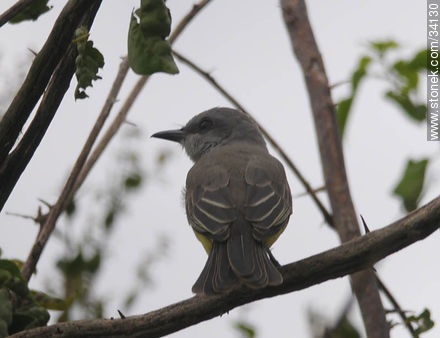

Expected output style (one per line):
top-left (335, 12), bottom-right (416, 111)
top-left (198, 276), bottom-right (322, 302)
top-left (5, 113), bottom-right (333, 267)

top-left (186, 143), bottom-right (292, 294)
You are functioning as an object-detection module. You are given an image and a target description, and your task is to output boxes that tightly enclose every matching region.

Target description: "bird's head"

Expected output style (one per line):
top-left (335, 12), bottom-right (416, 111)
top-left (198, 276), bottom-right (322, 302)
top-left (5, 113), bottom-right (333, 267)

top-left (151, 107), bottom-right (266, 162)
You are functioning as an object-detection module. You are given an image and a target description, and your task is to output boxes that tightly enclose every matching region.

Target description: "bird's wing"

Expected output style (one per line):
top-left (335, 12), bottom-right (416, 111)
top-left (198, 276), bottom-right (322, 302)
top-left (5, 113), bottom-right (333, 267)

top-left (244, 157), bottom-right (292, 243)
top-left (185, 165), bottom-right (236, 242)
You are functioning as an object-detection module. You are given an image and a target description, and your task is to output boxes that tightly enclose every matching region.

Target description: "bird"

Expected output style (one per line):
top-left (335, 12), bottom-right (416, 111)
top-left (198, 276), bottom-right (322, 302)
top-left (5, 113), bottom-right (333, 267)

top-left (151, 107), bottom-right (292, 295)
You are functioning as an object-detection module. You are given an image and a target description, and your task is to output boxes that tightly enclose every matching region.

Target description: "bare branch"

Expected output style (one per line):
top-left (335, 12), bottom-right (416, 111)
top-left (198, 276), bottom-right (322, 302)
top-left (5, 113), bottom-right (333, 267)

top-left (0, 0), bottom-right (37, 27)
top-left (280, 0), bottom-right (388, 336)
top-left (173, 50), bottom-right (333, 226)
top-left (11, 195), bottom-right (440, 338)
top-left (70, 58), bottom-right (130, 198)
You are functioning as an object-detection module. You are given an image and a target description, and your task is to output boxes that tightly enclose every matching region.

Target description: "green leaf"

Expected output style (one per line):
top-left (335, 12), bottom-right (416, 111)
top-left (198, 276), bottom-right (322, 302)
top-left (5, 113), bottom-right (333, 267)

top-left (8, 0), bottom-right (52, 24)
top-left (31, 291), bottom-right (71, 311)
top-left (385, 91), bottom-right (426, 121)
top-left (336, 98), bottom-right (353, 136)
top-left (369, 40), bottom-right (399, 57)
top-left (325, 316), bottom-right (361, 338)
top-left (336, 56), bottom-right (371, 137)
top-left (65, 199), bottom-right (76, 217)
top-left (0, 288), bottom-right (12, 337)
top-left (408, 49), bottom-right (428, 72)
top-left (407, 309), bottom-right (435, 335)
top-left (104, 209), bottom-right (115, 228)
top-left (393, 159), bottom-right (429, 212)
top-left (127, 0), bottom-right (179, 75)
top-left (74, 26), bottom-right (105, 100)
top-left (57, 251), bottom-right (101, 277)
top-left (124, 173), bottom-right (142, 190)
top-left (0, 259), bottom-right (24, 280)
top-left (233, 321), bottom-right (256, 338)
top-left (352, 56), bottom-right (372, 91)
top-left (9, 303), bottom-right (50, 334)
top-left (393, 60), bottom-right (419, 92)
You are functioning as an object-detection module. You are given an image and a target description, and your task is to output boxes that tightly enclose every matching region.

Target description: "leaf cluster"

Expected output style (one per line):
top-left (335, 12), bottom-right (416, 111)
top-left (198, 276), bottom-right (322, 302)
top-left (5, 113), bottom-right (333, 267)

top-left (127, 0), bottom-right (179, 75)
top-left (0, 259), bottom-right (49, 336)
top-left (73, 26), bottom-right (105, 100)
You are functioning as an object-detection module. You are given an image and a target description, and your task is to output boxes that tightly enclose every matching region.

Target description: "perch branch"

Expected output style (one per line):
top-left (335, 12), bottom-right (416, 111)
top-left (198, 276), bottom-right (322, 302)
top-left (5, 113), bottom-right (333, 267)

top-left (12, 195), bottom-right (440, 338)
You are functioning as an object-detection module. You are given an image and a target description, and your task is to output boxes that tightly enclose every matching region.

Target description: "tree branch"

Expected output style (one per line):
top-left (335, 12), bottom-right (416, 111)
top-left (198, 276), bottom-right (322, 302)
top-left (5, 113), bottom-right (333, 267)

top-left (0, 0), bottom-right (37, 27)
top-left (280, 0), bottom-right (388, 337)
top-left (12, 195), bottom-right (440, 338)
top-left (173, 50), bottom-right (333, 226)
top-left (0, 0), bottom-right (101, 170)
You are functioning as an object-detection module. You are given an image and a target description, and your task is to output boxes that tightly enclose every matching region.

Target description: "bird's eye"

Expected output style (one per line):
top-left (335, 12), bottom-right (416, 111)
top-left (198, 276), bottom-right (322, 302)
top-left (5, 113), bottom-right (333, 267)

top-left (199, 118), bottom-right (213, 131)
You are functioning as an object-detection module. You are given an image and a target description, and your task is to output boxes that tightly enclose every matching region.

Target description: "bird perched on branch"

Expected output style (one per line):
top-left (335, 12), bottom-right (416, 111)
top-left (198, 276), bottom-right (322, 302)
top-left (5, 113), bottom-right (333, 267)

top-left (152, 107), bottom-right (292, 295)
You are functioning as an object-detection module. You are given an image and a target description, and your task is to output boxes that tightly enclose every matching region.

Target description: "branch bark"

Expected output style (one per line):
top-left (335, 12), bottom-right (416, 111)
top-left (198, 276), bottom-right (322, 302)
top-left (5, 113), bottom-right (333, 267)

top-left (280, 0), bottom-right (388, 337)
top-left (0, 0), bottom-right (102, 211)
top-left (11, 195), bottom-right (440, 338)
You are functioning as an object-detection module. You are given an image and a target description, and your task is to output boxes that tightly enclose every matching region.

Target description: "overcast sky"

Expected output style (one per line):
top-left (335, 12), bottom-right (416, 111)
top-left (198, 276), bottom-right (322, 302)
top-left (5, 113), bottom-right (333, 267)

top-left (0, 1), bottom-right (439, 337)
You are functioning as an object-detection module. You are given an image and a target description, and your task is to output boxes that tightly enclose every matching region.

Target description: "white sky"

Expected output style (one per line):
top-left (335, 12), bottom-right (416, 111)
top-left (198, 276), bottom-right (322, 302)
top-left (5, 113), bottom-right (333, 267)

top-left (0, 1), bottom-right (439, 337)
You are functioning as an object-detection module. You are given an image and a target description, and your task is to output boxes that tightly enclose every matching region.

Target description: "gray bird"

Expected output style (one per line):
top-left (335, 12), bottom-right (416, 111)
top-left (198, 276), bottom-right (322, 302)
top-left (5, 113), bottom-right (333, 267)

top-left (152, 107), bottom-right (292, 295)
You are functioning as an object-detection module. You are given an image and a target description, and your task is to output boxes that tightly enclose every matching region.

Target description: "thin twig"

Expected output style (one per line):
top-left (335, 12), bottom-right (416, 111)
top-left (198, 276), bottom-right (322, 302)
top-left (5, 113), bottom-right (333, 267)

top-left (294, 186), bottom-right (326, 198)
top-left (281, 0), bottom-right (387, 337)
top-left (173, 50), bottom-right (334, 227)
top-left (376, 276), bottom-right (417, 337)
top-left (11, 195), bottom-right (440, 338)
top-left (0, 0), bottom-right (37, 27)
top-left (70, 59), bottom-right (130, 197)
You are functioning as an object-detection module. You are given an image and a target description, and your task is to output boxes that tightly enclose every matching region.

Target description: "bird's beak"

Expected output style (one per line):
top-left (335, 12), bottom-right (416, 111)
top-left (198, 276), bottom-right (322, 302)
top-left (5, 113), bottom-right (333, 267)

top-left (151, 128), bottom-right (185, 143)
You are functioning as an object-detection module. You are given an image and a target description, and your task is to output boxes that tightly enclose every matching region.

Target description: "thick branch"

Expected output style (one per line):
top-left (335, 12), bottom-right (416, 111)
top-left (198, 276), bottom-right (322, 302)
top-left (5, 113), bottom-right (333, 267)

top-left (0, 0), bottom-right (101, 168)
top-left (280, 0), bottom-right (388, 337)
top-left (12, 195), bottom-right (440, 338)
top-left (173, 50), bottom-right (333, 226)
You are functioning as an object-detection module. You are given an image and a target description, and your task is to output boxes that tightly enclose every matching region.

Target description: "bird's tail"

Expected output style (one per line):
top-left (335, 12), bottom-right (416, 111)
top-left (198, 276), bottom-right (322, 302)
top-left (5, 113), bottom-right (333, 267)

top-left (192, 221), bottom-right (283, 295)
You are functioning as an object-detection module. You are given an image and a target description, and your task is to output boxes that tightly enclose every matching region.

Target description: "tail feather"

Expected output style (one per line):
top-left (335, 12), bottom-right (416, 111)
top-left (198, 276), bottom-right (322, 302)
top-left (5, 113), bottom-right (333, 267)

top-left (192, 242), bottom-right (238, 295)
top-left (193, 221), bottom-right (282, 295)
